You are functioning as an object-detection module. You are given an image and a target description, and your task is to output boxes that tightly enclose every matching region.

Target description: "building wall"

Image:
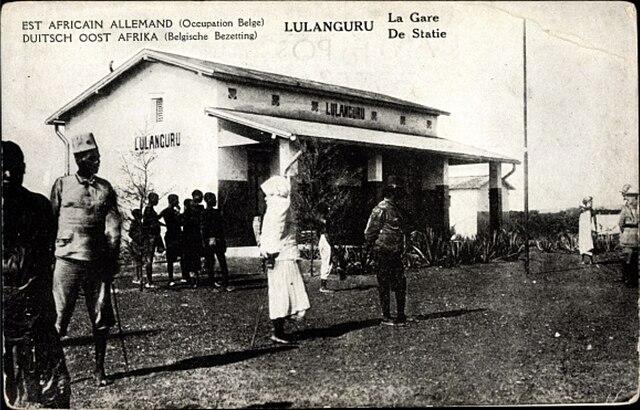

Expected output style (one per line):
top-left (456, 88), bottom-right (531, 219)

top-left (450, 189), bottom-right (478, 237)
top-left (216, 80), bottom-right (438, 137)
top-left (450, 185), bottom-right (511, 237)
top-left (64, 61), bottom-right (221, 210)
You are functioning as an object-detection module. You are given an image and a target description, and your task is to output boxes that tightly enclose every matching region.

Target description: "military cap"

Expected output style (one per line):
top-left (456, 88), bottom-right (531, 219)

top-left (621, 184), bottom-right (639, 196)
top-left (71, 132), bottom-right (99, 154)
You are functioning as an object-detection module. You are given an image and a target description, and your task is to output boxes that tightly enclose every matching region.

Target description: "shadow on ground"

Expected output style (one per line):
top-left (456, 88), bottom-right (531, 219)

top-left (109, 345), bottom-right (297, 380)
top-left (412, 308), bottom-right (487, 321)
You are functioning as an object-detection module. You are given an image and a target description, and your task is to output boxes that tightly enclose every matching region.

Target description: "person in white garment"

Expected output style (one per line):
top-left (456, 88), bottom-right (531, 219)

top-left (578, 196), bottom-right (598, 264)
top-left (260, 175), bottom-right (311, 344)
top-left (316, 202), bottom-right (335, 293)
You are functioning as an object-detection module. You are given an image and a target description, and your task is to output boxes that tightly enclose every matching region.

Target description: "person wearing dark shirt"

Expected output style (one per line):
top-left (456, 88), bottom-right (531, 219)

top-left (142, 192), bottom-right (163, 289)
top-left (181, 198), bottom-right (201, 287)
top-left (159, 194), bottom-right (183, 287)
top-left (201, 192), bottom-right (233, 291)
top-left (3, 140), bottom-right (71, 407)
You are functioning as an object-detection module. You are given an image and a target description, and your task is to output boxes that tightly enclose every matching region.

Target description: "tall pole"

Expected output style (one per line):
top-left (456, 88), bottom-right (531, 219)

top-left (523, 19), bottom-right (530, 275)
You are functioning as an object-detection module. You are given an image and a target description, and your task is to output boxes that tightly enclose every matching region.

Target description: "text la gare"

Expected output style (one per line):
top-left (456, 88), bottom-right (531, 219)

top-left (387, 12), bottom-right (446, 39)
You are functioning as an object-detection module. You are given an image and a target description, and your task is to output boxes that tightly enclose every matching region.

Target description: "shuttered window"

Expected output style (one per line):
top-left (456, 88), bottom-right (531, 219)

top-left (153, 98), bottom-right (164, 122)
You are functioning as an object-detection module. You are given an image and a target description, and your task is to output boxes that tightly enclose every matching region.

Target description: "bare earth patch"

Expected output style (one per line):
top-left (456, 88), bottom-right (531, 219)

top-left (61, 251), bottom-right (638, 408)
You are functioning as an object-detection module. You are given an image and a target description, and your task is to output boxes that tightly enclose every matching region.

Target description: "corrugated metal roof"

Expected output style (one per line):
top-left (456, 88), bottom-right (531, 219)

top-left (206, 108), bottom-right (520, 165)
top-left (46, 48), bottom-right (448, 124)
top-left (449, 175), bottom-right (516, 190)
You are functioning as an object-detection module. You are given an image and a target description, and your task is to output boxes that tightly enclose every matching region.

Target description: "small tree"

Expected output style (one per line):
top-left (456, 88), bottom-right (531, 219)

top-left (119, 149), bottom-right (159, 211)
top-left (291, 139), bottom-right (362, 243)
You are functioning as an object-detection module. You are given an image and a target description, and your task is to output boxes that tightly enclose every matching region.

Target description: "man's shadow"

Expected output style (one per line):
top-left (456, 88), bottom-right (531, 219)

top-left (290, 308), bottom-right (487, 341)
top-left (108, 345), bottom-right (297, 381)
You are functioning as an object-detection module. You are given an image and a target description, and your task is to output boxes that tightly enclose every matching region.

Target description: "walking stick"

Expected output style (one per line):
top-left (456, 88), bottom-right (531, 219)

top-left (110, 282), bottom-right (130, 372)
top-left (250, 285), bottom-right (267, 348)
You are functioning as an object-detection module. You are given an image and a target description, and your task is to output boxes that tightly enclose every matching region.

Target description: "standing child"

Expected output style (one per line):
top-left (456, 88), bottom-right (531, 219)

top-left (316, 202), bottom-right (335, 293)
top-left (142, 192), bottom-right (164, 289)
top-left (160, 194), bottom-right (182, 287)
top-left (129, 209), bottom-right (144, 287)
top-left (578, 196), bottom-right (597, 264)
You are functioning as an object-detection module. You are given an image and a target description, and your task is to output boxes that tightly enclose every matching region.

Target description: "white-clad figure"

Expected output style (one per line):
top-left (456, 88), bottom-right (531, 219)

top-left (578, 196), bottom-right (597, 264)
top-left (260, 175), bottom-right (311, 344)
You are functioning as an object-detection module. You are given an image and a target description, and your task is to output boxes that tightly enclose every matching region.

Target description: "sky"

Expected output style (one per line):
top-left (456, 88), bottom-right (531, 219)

top-left (2, 1), bottom-right (638, 211)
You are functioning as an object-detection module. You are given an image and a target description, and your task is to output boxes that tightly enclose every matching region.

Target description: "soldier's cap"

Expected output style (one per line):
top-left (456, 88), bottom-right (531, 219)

top-left (2, 140), bottom-right (25, 164)
top-left (71, 132), bottom-right (99, 154)
top-left (621, 184), bottom-right (639, 196)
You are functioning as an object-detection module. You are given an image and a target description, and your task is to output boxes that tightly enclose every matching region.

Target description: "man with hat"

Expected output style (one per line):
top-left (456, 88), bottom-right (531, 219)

top-left (364, 177), bottom-right (409, 326)
top-left (619, 184), bottom-right (638, 287)
top-left (3, 141), bottom-right (71, 407)
top-left (50, 132), bottom-right (122, 386)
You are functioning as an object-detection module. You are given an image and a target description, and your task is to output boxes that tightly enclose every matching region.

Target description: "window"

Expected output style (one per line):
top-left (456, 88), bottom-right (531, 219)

top-left (400, 115), bottom-right (406, 125)
top-left (371, 111), bottom-right (377, 121)
top-left (272, 94), bottom-right (280, 106)
top-left (311, 101), bottom-right (319, 112)
top-left (152, 97), bottom-right (163, 122)
top-left (228, 88), bottom-right (237, 99)
top-left (427, 120), bottom-right (432, 129)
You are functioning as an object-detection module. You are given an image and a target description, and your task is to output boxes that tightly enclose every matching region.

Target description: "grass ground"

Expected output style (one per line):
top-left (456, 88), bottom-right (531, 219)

top-left (61, 250), bottom-right (638, 408)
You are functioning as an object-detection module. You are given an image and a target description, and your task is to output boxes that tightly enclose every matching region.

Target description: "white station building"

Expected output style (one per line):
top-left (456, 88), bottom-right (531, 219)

top-left (46, 48), bottom-right (519, 246)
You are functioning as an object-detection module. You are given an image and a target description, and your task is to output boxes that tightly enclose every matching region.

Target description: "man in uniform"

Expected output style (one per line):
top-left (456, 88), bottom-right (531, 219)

top-left (619, 184), bottom-right (638, 288)
top-left (364, 179), bottom-right (408, 326)
top-left (3, 141), bottom-right (71, 407)
top-left (50, 132), bottom-right (122, 386)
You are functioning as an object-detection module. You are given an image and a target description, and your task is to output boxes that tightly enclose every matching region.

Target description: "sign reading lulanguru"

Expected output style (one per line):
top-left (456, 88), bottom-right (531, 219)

top-left (135, 132), bottom-right (181, 151)
top-left (20, 18), bottom-right (264, 43)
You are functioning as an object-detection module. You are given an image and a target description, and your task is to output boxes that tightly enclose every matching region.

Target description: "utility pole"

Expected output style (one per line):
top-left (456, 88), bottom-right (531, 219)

top-left (523, 18), bottom-right (530, 275)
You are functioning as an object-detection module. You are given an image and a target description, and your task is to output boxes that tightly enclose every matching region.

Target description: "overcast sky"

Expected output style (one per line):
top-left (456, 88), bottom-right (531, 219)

top-left (2, 1), bottom-right (637, 211)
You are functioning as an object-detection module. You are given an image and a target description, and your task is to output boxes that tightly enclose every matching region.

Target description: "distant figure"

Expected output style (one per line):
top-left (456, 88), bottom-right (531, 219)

top-left (578, 196), bottom-right (597, 264)
top-left (181, 198), bottom-right (201, 286)
top-left (316, 202), bottom-right (335, 293)
top-left (129, 209), bottom-right (144, 287)
top-left (364, 180), bottom-right (408, 326)
top-left (619, 184), bottom-right (638, 287)
top-left (3, 141), bottom-right (71, 408)
top-left (201, 192), bottom-right (233, 291)
top-left (50, 132), bottom-right (121, 387)
top-left (160, 194), bottom-right (182, 287)
top-left (260, 176), bottom-right (310, 344)
top-left (191, 189), bottom-right (206, 282)
top-left (142, 192), bottom-right (164, 289)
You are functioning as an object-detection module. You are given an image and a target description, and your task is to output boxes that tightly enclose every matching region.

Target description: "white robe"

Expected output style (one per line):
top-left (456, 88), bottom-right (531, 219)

top-left (578, 209), bottom-right (595, 255)
top-left (260, 176), bottom-right (311, 320)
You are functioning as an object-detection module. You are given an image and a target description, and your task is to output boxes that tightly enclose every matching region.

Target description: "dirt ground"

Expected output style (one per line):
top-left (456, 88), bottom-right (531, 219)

top-left (60, 250), bottom-right (638, 408)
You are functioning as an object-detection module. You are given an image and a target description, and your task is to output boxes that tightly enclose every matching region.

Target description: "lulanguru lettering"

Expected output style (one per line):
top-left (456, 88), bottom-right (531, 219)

top-left (135, 133), bottom-right (181, 151)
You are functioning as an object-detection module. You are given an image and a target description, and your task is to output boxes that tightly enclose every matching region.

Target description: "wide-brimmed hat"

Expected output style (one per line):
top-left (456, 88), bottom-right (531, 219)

top-left (621, 184), bottom-right (639, 196)
top-left (582, 196), bottom-right (593, 205)
top-left (71, 132), bottom-right (99, 154)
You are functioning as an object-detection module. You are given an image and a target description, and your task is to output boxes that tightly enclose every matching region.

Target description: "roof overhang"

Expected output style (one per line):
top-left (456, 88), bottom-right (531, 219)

top-left (206, 108), bottom-right (520, 165)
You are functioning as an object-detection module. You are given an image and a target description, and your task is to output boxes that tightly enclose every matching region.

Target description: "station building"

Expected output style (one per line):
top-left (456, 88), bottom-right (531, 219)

top-left (46, 48), bottom-right (519, 247)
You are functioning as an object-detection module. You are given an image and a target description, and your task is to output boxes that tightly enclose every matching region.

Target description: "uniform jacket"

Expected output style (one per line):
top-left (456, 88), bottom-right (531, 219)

top-left (3, 187), bottom-right (58, 338)
top-left (50, 174), bottom-right (121, 261)
top-left (364, 198), bottom-right (405, 255)
top-left (619, 203), bottom-right (638, 248)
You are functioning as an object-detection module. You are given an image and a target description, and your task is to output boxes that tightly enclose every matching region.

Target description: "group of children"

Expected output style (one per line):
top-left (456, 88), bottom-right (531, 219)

top-left (128, 189), bottom-right (232, 291)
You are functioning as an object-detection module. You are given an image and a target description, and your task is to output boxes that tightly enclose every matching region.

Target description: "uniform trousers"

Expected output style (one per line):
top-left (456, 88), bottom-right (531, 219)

top-left (374, 251), bottom-right (407, 319)
top-left (52, 257), bottom-right (115, 336)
